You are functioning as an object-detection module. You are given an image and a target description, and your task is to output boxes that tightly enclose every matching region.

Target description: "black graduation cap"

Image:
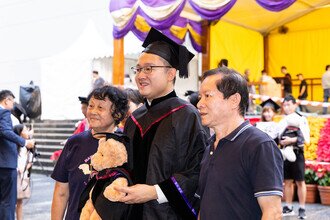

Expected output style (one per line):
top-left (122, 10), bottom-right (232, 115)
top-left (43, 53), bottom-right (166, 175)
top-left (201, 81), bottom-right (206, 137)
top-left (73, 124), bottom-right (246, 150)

top-left (78, 96), bottom-right (88, 104)
top-left (142, 28), bottom-right (194, 78)
top-left (260, 98), bottom-right (281, 112)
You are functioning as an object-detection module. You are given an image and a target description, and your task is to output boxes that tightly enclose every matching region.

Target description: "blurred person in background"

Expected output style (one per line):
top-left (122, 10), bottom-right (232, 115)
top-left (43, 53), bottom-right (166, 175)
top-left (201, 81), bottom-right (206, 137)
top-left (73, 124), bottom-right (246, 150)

top-left (322, 65), bottom-right (330, 114)
top-left (91, 70), bottom-right (106, 90)
top-left (244, 69), bottom-right (256, 113)
top-left (118, 88), bottom-right (144, 130)
top-left (278, 95), bottom-right (310, 219)
top-left (0, 90), bottom-right (35, 220)
top-left (296, 73), bottom-right (309, 113)
top-left (281, 66), bottom-right (292, 97)
top-left (13, 124), bottom-right (34, 220)
top-left (51, 96), bottom-right (90, 162)
top-left (184, 90), bottom-right (199, 108)
top-left (218, 58), bottom-right (228, 67)
top-left (73, 97), bottom-right (89, 135)
top-left (255, 98), bottom-right (281, 142)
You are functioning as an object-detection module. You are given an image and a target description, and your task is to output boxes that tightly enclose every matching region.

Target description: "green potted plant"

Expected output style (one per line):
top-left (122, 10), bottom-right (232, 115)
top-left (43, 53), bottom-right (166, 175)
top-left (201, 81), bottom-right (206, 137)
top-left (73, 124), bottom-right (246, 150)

top-left (317, 164), bottom-right (330, 205)
top-left (305, 168), bottom-right (318, 184)
top-left (304, 163), bottom-right (319, 203)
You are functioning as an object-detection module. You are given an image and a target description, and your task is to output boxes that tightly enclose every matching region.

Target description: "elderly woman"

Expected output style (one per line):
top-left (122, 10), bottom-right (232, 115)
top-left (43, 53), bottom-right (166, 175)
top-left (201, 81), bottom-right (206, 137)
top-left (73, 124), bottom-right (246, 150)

top-left (51, 86), bottom-right (129, 220)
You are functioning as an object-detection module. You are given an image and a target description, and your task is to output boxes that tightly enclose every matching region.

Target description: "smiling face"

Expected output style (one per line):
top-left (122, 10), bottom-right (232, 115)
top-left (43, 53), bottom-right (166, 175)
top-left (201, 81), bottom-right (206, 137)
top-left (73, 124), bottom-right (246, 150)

top-left (134, 53), bottom-right (176, 101)
top-left (87, 96), bottom-right (115, 133)
top-left (262, 107), bottom-right (275, 122)
top-left (282, 100), bottom-right (297, 115)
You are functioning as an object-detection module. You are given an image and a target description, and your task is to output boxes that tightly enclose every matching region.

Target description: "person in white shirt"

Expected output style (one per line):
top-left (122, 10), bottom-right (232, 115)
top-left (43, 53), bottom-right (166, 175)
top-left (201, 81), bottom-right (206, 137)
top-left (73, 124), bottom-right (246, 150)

top-left (322, 65), bottom-right (330, 114)
top-left (13, 124), bottom-right (34, 220)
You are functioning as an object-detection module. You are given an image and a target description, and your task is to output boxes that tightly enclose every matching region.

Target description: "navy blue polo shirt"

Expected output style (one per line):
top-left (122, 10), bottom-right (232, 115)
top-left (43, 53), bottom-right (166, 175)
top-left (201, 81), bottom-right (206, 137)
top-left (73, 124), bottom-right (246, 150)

top-left (197, 121), bottom-right (283, 220)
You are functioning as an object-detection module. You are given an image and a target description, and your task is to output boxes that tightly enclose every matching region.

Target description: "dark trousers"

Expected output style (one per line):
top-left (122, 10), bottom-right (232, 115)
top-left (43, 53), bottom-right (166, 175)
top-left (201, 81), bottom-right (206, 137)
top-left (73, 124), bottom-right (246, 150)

top-left (0, 168), bottom-right (17, 220)
top-left (323, 89), bottom-right (330, 114)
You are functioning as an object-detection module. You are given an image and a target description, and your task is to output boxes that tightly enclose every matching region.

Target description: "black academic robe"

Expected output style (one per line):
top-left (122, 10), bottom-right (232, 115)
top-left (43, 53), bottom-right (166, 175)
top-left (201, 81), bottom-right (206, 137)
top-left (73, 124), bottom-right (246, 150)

top-left (124, 93), bottom-right (208, 220)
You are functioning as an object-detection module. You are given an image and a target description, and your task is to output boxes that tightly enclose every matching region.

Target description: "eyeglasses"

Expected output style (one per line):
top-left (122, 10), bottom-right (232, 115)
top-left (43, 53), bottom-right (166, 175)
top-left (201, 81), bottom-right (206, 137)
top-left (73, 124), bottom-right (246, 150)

top-left (130, 65), bottom-right (172, 74)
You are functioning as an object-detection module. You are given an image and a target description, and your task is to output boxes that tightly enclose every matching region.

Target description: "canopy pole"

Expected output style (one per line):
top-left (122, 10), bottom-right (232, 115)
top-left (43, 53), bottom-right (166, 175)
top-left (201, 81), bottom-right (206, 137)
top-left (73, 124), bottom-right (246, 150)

top-left (113, 38), bottom-right (124, 85)
top-left (263, 34), bottom-right (269, 72)
top-left (201, 20), bottom-right (210, 75)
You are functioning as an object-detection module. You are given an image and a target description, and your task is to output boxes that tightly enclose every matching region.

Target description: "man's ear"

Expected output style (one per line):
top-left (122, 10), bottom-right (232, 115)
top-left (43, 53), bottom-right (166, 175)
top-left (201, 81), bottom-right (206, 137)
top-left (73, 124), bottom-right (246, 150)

top-left (167, 68), bottom-right (176, 82)
top-left (230, 93), bottom-right (241, 110)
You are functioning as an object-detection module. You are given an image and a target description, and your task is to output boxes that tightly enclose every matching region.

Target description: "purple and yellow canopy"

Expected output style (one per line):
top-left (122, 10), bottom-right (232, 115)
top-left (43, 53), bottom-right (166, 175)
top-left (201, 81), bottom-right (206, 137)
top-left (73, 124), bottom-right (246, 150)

top-left (109, 0), bottom-right (296, 52)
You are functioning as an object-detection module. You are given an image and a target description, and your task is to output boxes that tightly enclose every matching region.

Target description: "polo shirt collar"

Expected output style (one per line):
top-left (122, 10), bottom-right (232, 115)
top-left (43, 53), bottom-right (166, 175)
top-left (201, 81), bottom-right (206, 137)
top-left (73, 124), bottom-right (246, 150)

top-left (218, 120), bottom-right (251, 142)
top-left (229, 121), bottom-right (252, 141)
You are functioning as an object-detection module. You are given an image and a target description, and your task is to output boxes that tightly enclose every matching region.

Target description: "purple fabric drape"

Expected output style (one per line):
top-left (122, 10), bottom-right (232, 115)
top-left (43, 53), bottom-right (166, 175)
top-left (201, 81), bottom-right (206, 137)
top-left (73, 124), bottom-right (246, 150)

top-left (112, 13), bottom-right (138, 39)
top-left (138, 0), bottom-right (186, 29)
top-left (131, 25), bottom-right (148, 42)
top-left (141, 0), bottom-right (179, 7)
top-left (162, 17), bottom-right (188, 44)
top-left (110, 0), bottom-right (298, 52)
top-left (188, 20), bottom-right (203, 52)
top-left (188, 0), bottom-right (237, 21)
top-left (161, 17), bottom-right (203, 52)
top-left (256, 0), bottom-right (296, 12)
top-left (109, 0), bottom-right (137, 39)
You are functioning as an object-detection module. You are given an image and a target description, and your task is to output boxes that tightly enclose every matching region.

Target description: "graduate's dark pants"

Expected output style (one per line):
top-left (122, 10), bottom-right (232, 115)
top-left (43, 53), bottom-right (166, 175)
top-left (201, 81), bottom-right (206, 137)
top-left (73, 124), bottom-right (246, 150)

top-left (0, 168), bottom-right (17, 220)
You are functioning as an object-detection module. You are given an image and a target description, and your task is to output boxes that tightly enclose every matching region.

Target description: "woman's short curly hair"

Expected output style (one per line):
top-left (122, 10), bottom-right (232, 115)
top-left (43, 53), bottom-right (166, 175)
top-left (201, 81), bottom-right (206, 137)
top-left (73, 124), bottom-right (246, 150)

top-left (88, 86), bottom-right (129, 125)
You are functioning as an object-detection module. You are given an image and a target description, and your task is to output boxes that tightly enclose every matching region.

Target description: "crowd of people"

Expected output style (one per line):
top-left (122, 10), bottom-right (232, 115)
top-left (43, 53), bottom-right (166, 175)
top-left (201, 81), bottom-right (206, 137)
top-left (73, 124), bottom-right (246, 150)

top-left (241, 64), bottom-right (330, 115)
top-left (0, 90), bottom-right (35, 220)
top-left (0, 27), bottom-right (328, 220)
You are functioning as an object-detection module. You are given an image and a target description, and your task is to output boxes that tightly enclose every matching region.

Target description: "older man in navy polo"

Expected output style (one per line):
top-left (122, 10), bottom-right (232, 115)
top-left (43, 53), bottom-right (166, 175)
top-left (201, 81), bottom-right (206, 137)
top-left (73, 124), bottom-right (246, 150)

top-left (196, 68), bottom-right (283, 220)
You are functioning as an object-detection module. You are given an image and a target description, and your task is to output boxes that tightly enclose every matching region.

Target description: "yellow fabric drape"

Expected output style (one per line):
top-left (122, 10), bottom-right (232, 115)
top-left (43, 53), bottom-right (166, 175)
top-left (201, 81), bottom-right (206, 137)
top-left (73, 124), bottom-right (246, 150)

top-left (209, 21), bottom-right (264, 82)
top-left (268, 28), bottom-right (330, 101)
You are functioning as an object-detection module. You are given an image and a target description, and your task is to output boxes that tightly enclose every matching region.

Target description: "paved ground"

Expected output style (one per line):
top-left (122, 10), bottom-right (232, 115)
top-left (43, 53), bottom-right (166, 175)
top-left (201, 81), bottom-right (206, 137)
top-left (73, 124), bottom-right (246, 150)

top-left (23, 174), bottom-right (330, 220)
top-left (23, 173), bottom-right (54, 220)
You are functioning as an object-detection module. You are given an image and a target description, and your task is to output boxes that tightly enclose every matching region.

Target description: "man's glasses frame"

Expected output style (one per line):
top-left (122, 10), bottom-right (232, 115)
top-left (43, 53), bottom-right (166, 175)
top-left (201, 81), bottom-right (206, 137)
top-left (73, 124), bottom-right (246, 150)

top-left (131, 66), bottom-right (172, 74)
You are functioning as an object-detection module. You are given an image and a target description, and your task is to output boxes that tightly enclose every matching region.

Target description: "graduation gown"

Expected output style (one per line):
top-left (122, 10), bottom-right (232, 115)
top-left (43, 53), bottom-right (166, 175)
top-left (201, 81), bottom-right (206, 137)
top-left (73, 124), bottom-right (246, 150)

top-left (79, 167), bottom-right (132, 220)
top-left (124, 92), bottom-right (208, 220)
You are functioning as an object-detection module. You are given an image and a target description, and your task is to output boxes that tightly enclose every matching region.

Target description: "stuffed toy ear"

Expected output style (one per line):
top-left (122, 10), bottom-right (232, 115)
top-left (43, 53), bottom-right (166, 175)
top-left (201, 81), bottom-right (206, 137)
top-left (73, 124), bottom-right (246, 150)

top-left (90, 138), bottom-right (107, 171)
top-left (105, 139), bottom-right (128, 167)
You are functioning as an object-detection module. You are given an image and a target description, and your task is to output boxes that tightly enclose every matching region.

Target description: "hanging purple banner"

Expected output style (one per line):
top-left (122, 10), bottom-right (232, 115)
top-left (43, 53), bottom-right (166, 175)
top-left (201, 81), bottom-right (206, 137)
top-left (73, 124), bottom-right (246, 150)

top-left (256, 0), bottom-right (296, 12)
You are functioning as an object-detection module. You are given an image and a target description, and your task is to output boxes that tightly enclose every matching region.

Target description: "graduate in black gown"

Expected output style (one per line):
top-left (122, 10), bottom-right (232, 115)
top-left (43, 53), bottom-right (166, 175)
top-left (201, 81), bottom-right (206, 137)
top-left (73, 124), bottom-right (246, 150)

top-left (116, 28), bottom-right (208, 220)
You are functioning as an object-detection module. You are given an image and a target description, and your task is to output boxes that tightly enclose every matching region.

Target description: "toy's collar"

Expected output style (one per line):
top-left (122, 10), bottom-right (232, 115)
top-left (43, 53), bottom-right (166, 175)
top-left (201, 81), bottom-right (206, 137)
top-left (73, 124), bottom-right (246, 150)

top-left (95, 168), bottom-right (120, 180)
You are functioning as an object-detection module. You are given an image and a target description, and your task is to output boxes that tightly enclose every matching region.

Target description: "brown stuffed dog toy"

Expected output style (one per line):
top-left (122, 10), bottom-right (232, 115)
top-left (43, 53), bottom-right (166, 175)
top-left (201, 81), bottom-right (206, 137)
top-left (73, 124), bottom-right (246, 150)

top-left (79, 133), bottom-right (132, 220)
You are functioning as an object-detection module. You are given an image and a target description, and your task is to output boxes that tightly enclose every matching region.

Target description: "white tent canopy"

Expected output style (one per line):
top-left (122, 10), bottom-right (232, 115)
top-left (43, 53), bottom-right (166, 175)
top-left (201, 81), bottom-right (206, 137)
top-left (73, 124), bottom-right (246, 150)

top-left (40, 20), bottom-right (114, 120)
top-left (0, 0), bottom-right (144, 119)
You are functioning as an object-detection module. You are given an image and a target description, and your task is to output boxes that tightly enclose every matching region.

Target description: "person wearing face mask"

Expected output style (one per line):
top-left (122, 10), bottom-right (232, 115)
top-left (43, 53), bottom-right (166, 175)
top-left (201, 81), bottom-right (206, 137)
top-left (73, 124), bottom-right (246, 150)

top-left (116, 28), bottom-right (208, 220)
top-left (51, 86), bottom-right (129, 220)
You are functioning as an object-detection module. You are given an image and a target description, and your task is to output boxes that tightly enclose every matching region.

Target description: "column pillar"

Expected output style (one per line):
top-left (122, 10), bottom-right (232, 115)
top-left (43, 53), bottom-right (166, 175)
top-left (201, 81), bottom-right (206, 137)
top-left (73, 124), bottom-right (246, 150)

top-left (113, 38), bottom-right (124, 85)
top-left (201, 20), bottom-right (211, 75)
